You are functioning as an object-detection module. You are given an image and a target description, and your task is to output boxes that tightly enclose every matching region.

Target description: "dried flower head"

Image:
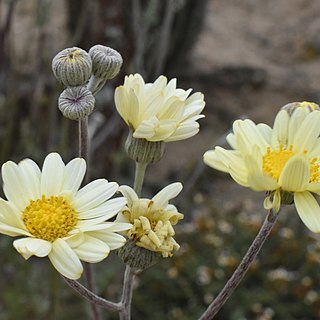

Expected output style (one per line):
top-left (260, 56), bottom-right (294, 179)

top-left (117, 183), bottom-right (184, 257)
top-left (52, 47), bottom-right (92, 87)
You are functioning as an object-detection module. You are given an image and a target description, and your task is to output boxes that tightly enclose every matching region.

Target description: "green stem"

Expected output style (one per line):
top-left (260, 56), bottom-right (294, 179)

top-left (133, 162), bottom-right (148, 197)
top-left (199, 209), bottom-right (278, 319)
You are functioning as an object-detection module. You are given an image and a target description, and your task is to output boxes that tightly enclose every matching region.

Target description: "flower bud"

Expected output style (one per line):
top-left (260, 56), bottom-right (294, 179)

top-left (89, 45), bottom-right (122, 80)
top-left (58, 86), bottom-right (95, 120)
top-left (52, 47), bottom-right (92, 87)
top-left (125, 130), bottom-right (165, 163)
top-left (281, 101), bottom-right (320, 116)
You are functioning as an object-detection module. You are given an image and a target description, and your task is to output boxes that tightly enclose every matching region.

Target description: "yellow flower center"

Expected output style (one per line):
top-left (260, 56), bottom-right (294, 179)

top-left (263, 145), bottom-right (320, 182)
top-left (263, 145), bottom-right (295, 180)
top-left (22, 195), bottom-right (77, 242)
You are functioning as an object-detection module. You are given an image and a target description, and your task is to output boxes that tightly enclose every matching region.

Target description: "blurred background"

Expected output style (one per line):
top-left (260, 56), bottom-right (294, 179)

top-left (1, 0), bottom-right (320, 319)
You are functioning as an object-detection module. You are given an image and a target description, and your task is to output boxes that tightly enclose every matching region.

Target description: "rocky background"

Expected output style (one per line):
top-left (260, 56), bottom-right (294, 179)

top-left (1, 0), bottom-right (320, 319)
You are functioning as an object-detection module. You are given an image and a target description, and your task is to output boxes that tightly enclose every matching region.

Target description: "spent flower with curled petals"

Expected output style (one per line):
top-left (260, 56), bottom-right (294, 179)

top-left (116, 183), bottom-right (184, 257)
top-left (204, 102), bottom-right (320, 233)
top-left (115, 74), bottom-right (205, 142)
top-left (0, 153), bottom-right (131, 279)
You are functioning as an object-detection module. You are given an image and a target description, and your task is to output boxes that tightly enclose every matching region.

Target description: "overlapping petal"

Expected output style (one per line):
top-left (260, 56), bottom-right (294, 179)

top-left (115, 73), bottom-right (205, 142)
top-left (204, 104), bottom-right (320, 233)
top-left (0, 152), bottom-right (130, 279)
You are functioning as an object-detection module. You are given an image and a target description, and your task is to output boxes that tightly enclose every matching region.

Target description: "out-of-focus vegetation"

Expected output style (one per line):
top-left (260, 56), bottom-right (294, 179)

top-left (1, 0), bottom-right (320, 319)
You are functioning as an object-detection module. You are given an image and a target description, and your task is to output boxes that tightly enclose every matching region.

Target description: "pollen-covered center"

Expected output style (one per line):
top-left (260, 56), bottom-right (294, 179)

top-left (263, 144), bottom-right (320, 182)
top-left (22, 195), bottom-right (77, 242)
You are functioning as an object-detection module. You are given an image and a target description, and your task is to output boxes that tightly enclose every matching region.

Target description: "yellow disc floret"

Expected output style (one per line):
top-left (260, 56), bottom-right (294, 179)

top-left (263, 145), bottom-right (295, 180)
top-left (263, 144), bottom-right (320, 183)
top-left (22, 195), bottom-right (77, 242)
top-left (309, 157), bottom-right (320, 183)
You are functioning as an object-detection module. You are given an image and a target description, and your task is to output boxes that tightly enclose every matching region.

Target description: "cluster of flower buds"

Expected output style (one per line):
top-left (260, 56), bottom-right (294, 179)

top-left (52, 45), bottom-right (123, 120)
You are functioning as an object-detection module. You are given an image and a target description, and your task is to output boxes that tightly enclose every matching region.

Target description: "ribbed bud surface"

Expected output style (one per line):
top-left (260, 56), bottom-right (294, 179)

top-left (125, 130), bottom-right (165, 163)
top-left (52, 47), bottom-right (92, 87)
top-left (89, 45), bottom-right (122, 80)
top-left (58, 86), bottom-right (95, 120)
top-left (117, 239), bottom-right (160, 270)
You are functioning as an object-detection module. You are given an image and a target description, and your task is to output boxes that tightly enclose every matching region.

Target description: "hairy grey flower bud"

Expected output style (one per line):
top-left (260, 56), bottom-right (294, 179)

top-left (52, 47), bottom-right (92, 87)
top-left (117, 239), bottom-right (161, 271)
top-left (58, 86), bottom-right (95, 120)
top-left (89, 45), bottom-right (122, 80)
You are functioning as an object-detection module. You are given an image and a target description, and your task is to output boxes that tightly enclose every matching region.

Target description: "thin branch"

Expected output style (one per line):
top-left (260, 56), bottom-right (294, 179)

top-left (78, 116), bottom-right (100, 320)
top-left (63, 277), bottom-right (122, 312)
top-left (119, 266), bottom-right (136, 320)
top-left (199, 209), bottom-right (278, 319)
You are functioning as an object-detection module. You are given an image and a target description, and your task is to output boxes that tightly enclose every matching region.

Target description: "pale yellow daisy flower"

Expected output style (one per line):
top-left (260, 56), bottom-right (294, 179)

top-left (116, 183), bottom-right (184, 257)
top-left (0, 153), bottom-right (131, 279)
top-left (204, 103), bottom-right (320, 233)
top-left (114, 73), bottom-right (205, 142)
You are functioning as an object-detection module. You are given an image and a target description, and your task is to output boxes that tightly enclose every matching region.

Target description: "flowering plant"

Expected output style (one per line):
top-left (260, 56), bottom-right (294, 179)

top-left (1, 39), bottom-right (320, 320)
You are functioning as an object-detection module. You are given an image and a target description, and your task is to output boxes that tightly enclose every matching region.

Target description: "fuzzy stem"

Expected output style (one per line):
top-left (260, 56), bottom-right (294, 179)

top-left (63, 277), bottom-right (122, 311)
top-left (119, 266), bottom-right (136, 320)
top-left (78, 117), bottom-right (88, 163)
top-left (133, 162), bottom-right (148, 197)
top-left (118, 161), bottom-right (148, 318)
top-left (87, 75), bottom-right (105, 95)
top-left (199, 209), bottom-right (278, 320)
top-left (78, 116), bottom-right (100, 320)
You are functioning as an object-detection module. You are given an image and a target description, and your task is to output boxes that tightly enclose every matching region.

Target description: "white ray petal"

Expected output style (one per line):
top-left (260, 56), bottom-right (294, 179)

top-left (48, 238), bottom-right (83, 280)
top-left (13, 238), bottom-right (52, 259)
top-left (294, 191), bottom-right (320, 233)
top-left (41, 153), bottom-right (65, 196)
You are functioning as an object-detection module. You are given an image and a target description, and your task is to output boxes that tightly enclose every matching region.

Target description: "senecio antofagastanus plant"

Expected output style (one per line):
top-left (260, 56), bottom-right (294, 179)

top-left (1, 41), bottom-right (320, 320)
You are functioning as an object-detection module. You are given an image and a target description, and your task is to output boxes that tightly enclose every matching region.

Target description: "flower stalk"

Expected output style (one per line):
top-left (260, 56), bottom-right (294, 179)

top-left (119, 266), bottom-right (136, 320)
top-left (118, 159), bottom-right (148, 319)
top-left (78, 117), bottom-right (88, 162)
top-left (63, 277), bottom-right (122, 311)
top-left (133, 162), bottom-right (148, 197)
top-left (199, 209), bottom-right (278, 319)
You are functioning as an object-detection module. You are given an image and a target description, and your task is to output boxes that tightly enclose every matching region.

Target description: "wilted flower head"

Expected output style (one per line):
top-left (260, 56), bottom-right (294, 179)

top-left (115, 74), bottom-right (205, 142)
top-left (116, 183), bottom-right (184, 257)
top-left (204, 102), bottom-right (320, 233)
top-left (0, 153), bottom-right (131, 279)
